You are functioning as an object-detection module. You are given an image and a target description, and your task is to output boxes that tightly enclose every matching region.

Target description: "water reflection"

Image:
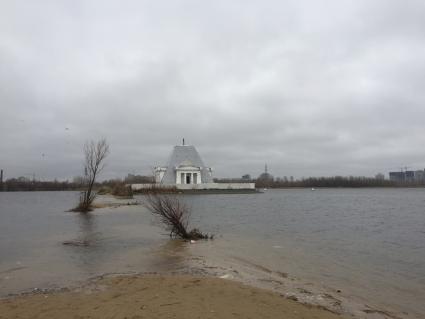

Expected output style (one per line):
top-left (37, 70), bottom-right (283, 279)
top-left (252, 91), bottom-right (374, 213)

top-left (76, 212), bottom-right (99, 244)
top-left (65, 212), bottom-right (105, 275)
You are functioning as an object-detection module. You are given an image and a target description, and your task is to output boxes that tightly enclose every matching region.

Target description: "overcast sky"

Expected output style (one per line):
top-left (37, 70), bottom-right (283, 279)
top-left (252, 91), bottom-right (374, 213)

top-left (1, 0), bottom-right (425, 181)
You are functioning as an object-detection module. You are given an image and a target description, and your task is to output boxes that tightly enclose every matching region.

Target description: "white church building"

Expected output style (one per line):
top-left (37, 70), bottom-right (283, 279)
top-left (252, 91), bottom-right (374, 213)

top-left (132, 141), bottom-right (255, 191)
top-left (154, 143), bottom-right (213, 185)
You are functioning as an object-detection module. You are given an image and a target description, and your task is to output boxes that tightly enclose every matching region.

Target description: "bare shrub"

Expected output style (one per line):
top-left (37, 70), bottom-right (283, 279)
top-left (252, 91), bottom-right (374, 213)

top-left (144, 193), bottom-right (211, 240)
top-left (72, 138), bottom-right (109, 212)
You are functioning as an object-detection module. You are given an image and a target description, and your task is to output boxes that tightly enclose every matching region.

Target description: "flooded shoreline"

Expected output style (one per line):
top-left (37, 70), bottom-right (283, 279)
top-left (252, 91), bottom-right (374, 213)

top-left (0, 236), bottom-right (415, 319)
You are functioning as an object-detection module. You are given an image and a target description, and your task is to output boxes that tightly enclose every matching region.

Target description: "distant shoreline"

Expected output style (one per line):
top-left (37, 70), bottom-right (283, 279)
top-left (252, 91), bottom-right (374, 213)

top-left (1, 185), bottom-right (425, 193)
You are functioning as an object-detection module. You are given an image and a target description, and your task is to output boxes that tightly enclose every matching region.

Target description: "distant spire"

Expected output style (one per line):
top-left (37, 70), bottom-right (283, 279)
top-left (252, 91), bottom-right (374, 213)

top-left (182, 138), bottom-right (185, 146)
top-left (265, 163), bottom-right (268, 174)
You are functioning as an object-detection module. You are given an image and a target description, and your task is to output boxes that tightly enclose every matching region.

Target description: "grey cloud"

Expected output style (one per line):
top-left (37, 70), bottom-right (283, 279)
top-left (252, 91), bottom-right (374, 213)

top-left (1, 0), bottom-right (425, 180)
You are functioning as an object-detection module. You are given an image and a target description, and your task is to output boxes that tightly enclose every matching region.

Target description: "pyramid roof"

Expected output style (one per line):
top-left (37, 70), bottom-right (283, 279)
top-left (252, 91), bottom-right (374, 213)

top-left (161, 145), bottom-right (212, 184)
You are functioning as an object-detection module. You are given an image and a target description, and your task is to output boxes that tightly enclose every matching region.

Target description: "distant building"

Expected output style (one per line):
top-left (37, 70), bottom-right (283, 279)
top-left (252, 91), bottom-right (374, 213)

top-left (242, 174), bottom-right (251, 181)
top-left (405, 171), bottom-right (415, 183)
top-left (389, 171), bottom-right (405, 182)
top-left (256, 164), bottom-right (274, 188)
top-left (131, 140), bottom-right (255, 191)
top-left (389, 169), bottom-right (425, 183)
top-left (414, 170), bottom-right (425, 182)
top-left (257, 164), bottom-right (274, 182)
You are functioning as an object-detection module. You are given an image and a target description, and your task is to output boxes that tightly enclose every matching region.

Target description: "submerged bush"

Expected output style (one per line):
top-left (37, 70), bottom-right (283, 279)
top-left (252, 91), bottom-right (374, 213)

top-left (144, 194), bottom-right (212, 240)
top-left (71, 191), bottom-right (96, 212)
top-left (72, 139), bottom-right (109, 213)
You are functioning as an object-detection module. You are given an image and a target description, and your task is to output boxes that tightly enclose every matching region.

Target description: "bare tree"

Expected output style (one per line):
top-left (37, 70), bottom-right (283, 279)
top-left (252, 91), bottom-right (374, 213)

top-left (72, 138), bottom-right (109, 212)
top-left (144, 193), bottom-right (211, 240)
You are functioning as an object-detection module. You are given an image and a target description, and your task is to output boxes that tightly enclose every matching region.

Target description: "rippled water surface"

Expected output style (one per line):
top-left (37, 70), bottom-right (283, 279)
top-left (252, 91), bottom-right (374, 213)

top-left (188, 188), bottom-right (425, 317)
top-left (0, 189), bottom-right (424, 317)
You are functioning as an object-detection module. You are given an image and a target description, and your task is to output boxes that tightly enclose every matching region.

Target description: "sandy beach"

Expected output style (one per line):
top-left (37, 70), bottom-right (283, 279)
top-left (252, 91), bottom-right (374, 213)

top-left (0, 274), bottom-right (343, 319)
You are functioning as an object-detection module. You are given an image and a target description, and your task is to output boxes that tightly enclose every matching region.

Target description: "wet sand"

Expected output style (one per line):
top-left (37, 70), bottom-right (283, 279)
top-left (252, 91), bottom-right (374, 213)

top-left (0, 274), bottom-right (343, 319)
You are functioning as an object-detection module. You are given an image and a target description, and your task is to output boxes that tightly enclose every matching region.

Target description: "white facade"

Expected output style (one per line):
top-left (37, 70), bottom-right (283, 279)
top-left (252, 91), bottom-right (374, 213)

top-left (175, 166), bottom-right (202, 184)
top-left (155, 165), bottom-right (206, 185)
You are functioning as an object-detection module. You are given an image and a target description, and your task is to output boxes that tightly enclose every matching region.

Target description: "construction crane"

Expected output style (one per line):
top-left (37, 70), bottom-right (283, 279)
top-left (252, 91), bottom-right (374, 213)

top-left (388, 166), bottom-right (411, 173)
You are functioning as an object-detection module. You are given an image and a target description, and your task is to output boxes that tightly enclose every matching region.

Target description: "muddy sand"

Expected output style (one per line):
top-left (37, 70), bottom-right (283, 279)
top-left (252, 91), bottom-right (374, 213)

top-left (0, 274), bottom-right (344, 319)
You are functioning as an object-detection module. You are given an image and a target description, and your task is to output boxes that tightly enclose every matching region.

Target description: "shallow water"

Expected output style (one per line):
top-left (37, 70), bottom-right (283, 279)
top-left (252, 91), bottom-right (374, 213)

top-left (0, 189), bottom-right (424, 317)
top-left (187, 189), bottom-right (425, 317)
top-left (0, 192), bottom-right (182, 294)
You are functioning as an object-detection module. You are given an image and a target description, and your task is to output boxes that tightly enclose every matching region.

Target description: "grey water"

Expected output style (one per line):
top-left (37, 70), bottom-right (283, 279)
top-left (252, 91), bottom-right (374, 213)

top-left (0, 189), bottom-right (424, 317)
top-left (188, 188), bottom-right (425, 317)
top-left (0, 192), bottom-right (175, 295)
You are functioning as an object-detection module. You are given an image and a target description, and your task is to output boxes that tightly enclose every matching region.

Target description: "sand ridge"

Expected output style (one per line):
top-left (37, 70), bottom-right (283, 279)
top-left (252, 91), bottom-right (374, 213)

top-left (0, 274), bottom-right (344, 319)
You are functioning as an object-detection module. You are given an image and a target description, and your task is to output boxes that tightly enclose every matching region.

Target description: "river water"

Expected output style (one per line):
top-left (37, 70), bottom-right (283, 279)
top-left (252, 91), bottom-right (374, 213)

top-left (0, 189), bottom-right (424, 318)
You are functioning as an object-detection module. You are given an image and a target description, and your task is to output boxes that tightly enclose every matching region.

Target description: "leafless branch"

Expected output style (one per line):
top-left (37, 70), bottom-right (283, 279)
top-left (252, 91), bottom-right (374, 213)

top-left (144, 193), bottom-right (211, 240)
top-left (72, 138), bottom-right (109, 212)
